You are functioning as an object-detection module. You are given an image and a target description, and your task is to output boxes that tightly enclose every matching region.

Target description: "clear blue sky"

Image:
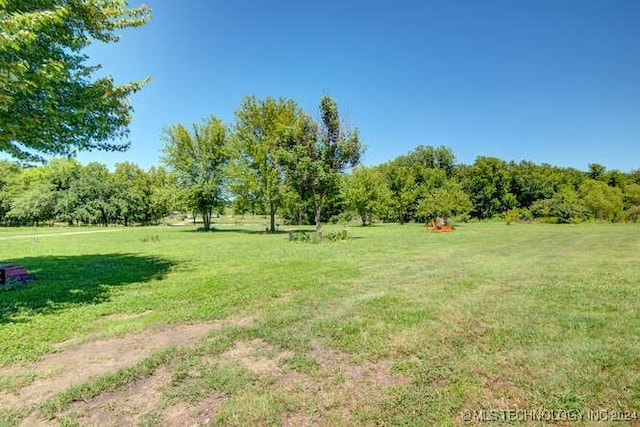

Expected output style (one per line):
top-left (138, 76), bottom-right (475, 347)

top-left (76, 0), bottom-right (639, 172)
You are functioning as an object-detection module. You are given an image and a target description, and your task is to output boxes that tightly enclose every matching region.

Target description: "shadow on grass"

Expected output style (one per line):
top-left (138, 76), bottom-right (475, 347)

top-left (181, 227), bottom-right (317, 235)
top-left (0, 253), bottom-right (175, 324)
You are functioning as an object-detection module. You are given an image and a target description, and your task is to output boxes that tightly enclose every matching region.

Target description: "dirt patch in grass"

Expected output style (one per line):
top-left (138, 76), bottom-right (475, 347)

top-left (98, 310), bottom-right (154, 322)
top-left (59, 367), bottom-right (171, 426)
top-left (278, 339), bottom-right (407, 424)
top-left (163, 393), bottom-right (228, 426)
top-left (58, 368), bottom-right (226, 427)
top-left (2, 321), bottom-right (407, 426)
top-left (0, 316), bottom-right (258, 419)
top-left (219, 339), bottom-right (294, 375)
top-left (211, 338), bottom-right (407, 425)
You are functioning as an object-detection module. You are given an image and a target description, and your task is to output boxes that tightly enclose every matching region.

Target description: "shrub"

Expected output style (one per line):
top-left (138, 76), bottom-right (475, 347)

top-left (625, 206), bottom-right (640, 222)
top-left (324, 228), bottom-right (349, 242)
top-left (504, 208), bottom-right (519, 225)
top-left (518, 208), bottom-right (534, 222)
top-left (291, 229), bottom-right (349, 243)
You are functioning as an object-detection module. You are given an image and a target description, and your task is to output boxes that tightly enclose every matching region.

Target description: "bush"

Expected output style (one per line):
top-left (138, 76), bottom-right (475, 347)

top-left (291, 229), bottom-right (349, 243)
top-left (625, 206), bottom-right (640, 222)
top-left (518, 208), bottom-right (534, 222)
top-left (324, 228), bottom-right (349, 242)
top-left (504, 208), bottom-right (519, 225)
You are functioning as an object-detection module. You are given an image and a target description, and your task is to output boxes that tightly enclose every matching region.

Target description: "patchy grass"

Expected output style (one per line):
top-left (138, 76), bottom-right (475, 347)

top-left (0, 222), bottom-right (639, 424)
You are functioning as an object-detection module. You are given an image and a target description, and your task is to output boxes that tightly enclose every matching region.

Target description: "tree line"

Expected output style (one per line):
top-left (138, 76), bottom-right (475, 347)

top-left (2, 5), bottom-right (638, 229)
top-left (1, 95), bottom-right (639, 230)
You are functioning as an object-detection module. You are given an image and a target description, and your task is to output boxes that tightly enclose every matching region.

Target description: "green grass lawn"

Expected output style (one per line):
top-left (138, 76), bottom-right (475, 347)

top-left (1, 222), bottom-right (639, 425)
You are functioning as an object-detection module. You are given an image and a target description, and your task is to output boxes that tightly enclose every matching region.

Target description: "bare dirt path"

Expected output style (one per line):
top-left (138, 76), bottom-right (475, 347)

top-left (0, 316), bottom-right (259, 425)
top-left (1, 315), bottom-right (404, 426)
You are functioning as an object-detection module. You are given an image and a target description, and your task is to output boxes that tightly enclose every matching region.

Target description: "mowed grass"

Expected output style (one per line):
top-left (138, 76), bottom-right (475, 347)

top-left (0, 222), bottom-right (639, 424)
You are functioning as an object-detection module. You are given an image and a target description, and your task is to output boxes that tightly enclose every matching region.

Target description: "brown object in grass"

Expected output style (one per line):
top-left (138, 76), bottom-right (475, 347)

top-left (0, 264), bottom-right (29, 284)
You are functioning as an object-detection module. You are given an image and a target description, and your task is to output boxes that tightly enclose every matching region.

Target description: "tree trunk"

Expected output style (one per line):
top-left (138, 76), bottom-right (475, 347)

top-left (315, 206), bottom-right (322, 238)
top-left (269, 202), bottom-right (276, 233)
top-left (202, 208), bottom-right (211, 231)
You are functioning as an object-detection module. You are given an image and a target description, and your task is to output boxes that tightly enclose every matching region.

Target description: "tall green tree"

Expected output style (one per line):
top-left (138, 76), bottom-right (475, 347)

top-left (0, 0), bottom-right (150, 160)
top-left (417, 181), bottom-right (472, 224)
top-left (341, 166), bottom-right (390, 226)
top-left (161, 116), bottom-right (228, 231)
top-left (111, 161), bottom-right (147, 226)
top-left (508, 161), bottom-right (556, 208)
top-left (147, 166), bottom-right (178, 224)
top-left (579, 179), bottom-right (623, 221)
top-left (403, 145), bottom-right (456, 179)
top-left (588, 163), bottom-right (606, 181)
top-left (61, 162), bottom-right (115, 226)
top-left (6, 182), bottom-right (55, 225)
top-left (279, 96), bottom-right (362, 236)
top-left (459, 156), bottom-right (517, 218)
top-left (230, 96), bottom-right (300, 232)
top-left (378, 160), bottom-right (420, 224)
top-left (0, 160), bottom-right (21, 221)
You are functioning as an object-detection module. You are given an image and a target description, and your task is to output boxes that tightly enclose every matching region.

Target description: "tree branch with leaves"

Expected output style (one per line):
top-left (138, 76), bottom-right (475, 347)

top-left (0, 0), bottom-right (151, 161)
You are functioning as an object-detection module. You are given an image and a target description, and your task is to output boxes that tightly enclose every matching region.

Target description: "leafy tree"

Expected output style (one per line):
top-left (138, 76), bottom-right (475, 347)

top-left (59, 162), bottom-right (115, 226)
top-left (508, 161), bottom-right (556, 208)
top-left (0, 160), bottom-right (21, 221)
top-left (279, 96), bottom-right (362, 236)
top-left (588, 163), bottom-right (606, 181)
top-left (341, 166), bottom-right (390, 226)
top-left (604, 169), bottom-right (627, 189)
top-left (459, 157), bottom-right (517, 218)
top-left (6, 182), bottom-right (55, 225)
top-left (378, 160), bottom-right (420, 224)
top-left (5, 164), bottom-right (54, 223)
top-left (45, 157), bottom-right (82, 192)
top-left (147, 166), bottom-right (177, 224)
top-left (280, 188), bottom-right (308, 225)
top-left (230, 96), bottom-right (300, 232)
top-left (579, 179), bottom-right (623, 221)
top-left (111, 162), bottom-right (147, 226)
top-left (161, 116), bottom-right (228, 231)
top-left (622, 183), bottom-right (640, 209)
top-left (416, 181), bottom-right (472, 224)
top-left (403, 145), bottom-right (456, 179)
top-left (0, 0), bottom-right (151, 161)
top-left (531, 186), bottom-right (588, 223)
top-left (231, 190), bottom-right (260, 219)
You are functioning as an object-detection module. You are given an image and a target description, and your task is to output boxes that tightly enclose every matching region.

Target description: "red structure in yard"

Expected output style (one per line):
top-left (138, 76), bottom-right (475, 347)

top-left (0, 264), bottom-right (29, 285)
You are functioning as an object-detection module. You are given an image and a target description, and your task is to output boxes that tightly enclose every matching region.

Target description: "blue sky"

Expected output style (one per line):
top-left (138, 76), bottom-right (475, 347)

top-left (76, 0), bottom-right (639, 172)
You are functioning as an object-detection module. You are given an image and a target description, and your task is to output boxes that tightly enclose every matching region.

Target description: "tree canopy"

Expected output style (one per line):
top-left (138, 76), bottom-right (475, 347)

top-left (279, 96), bottom-right (362, 236)
top-left (230, 96), bottom-right (301, 232)
top-left (0, 0), bottom-right (150, 161)
top-left (161, 116), bottom-right (228, 231)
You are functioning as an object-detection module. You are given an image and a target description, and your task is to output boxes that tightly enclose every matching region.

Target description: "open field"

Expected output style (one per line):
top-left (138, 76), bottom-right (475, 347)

top-left (0, 222), bottom-right (639, 425)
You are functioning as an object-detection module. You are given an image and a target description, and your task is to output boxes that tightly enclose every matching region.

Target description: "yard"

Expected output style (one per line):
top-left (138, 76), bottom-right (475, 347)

top-left (0, 222), bottom-right (638, 425)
